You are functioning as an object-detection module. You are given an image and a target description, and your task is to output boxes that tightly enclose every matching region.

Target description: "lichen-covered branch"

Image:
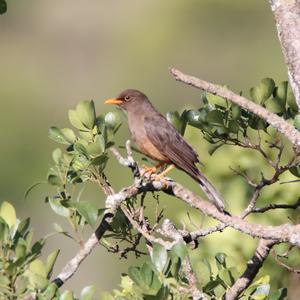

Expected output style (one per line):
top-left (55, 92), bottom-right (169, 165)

top-left (170, 68), bottom-right (300, 147)
top-left (224, 239), bottom-right (275, 300)
top-left (269, 0), bottom-right (300, 109)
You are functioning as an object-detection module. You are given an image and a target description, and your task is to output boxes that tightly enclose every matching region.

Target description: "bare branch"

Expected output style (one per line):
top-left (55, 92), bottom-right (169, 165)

top-left (225, 239), bottom-right (275, 300)
top-left (269, 0), bottom-right (300, 109)
top-left (251, 198), bottom-right (300, 214)
top-left (170, 67), bottom-right (300, 147)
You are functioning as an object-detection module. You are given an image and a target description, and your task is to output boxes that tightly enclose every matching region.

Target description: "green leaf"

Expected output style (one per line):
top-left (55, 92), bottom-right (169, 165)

top-left (203, 278), bottom-right (223, 293)
top-left (17, 217), bottom-right (30, 235)
top-left (46, 249), bottom-right (60, 279)
top-left (294, 115), bottom-right (300, 131)
top-left (128, 266), bottom-right (144, 287)
top-left (289, 166), bottom-right (300, 178)
top-left (231, 105), bottom-right (241, 120)
top-left (48, 127), bottom-right (69, 145)
top-left (286, 82), bottom-right (298, 112)
top-left (206, 110), bottom-right (224, 126)
top-left (74, 142), bottom-right (89, 158)
top-left (52, 148), bottom-right (62, 164)
top-left (185, 109), bottom-right (205, 127)
top-left (166, 111), bottom-right (186, 135)
top-left (215, 252), bottom-right (227, 270)
top-left (49, 198), bottom-right (71, 217)
top-left (250, 78), bottom-right (275, 103)
top-left (0, 201), bottom-right (16, 228)
top-left (60, 128), bottom-right (76, 144)
top-left (61, 290), bottom-right (74, 300)
top-left (76, 100), bottom-right (96, 129)
top-left (206, 93), bottom-right (226, 106)
top-left (71, 201), bottom-right (98, 227)
top-left (29, 259), bottom-right (47, 278)
top-left (68, 109), bottom-right (86, 130)
top-left (42, 283), bottom-right (58, 299)
top-left (91, 154), bottom-right (108, 167)
top-left (0, 0), bottom-right (7, 15)
top-left (268, 288), bottom-right (287, 300)
top-left (151, 243), bottom-right (168, 273)
top-left (170, 242), bottom-right (187, 261)
top-left (79, 285), bottom-right (96, 300)
top-left (47, 173), bottom-right (62, 186)
top-left (228, 120), bottom-right (239, 134)
top-left (15, 240), bottom-right (27, 259)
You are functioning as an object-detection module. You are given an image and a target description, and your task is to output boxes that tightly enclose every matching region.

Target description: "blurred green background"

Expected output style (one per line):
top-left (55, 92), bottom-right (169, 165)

top-left (1, 0), bottom-right (299, 298)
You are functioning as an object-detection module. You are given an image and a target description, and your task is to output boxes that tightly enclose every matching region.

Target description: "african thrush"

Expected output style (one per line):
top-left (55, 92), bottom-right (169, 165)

top-left (105, 89), bottom-right (225, 211)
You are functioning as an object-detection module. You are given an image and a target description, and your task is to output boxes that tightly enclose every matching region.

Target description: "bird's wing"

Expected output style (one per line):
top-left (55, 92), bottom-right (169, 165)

top-left (144, 113), bottom-right (201, 179)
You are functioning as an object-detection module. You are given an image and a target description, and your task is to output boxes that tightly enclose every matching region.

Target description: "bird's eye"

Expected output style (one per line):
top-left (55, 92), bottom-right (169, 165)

top-left (124, 95), bottom-right (130, 101)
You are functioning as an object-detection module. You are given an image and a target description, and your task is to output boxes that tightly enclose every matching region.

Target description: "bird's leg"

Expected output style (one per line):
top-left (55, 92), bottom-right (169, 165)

top-left (141, 162), bottom-right (164, 177)
top-left (156, 164), bottom-right (175, 180)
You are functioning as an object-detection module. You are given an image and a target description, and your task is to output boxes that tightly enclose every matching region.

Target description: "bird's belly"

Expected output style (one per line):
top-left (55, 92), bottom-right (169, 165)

top-left (138, 137), bottom-right (169, 162)
top-left (130, 128), bottom-right (169, 162)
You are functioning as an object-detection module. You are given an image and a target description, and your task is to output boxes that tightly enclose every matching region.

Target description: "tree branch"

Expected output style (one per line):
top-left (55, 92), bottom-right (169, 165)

top-left (269, 0), bottom-right (300, 109)
top-left (53, 142), bottom-right (300, 289)
top-left (224, 239), bottom-right (275, 300)
top-left (170, 67), bottom-right (300, 147)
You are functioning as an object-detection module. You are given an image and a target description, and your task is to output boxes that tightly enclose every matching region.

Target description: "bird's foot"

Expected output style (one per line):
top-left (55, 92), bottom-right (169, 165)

top-left (141, 165), bottom-right (157, 177)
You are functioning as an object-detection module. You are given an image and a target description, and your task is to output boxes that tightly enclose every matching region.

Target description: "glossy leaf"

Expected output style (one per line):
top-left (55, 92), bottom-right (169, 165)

top-left (49, 198), bottom-right (70, 217)
top-left (76, 100), bottom-right (96, 129)
top-left (71, 201), bottom-right (98, 227)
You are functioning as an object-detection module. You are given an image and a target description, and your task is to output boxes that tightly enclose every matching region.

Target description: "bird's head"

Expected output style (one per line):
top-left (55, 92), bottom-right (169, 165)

top-left (105, 89), bottom-right (149, 111)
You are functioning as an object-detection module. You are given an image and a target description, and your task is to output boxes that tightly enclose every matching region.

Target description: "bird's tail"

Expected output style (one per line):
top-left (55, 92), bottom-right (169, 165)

top-left (195, 172), bottom-right (225, 212)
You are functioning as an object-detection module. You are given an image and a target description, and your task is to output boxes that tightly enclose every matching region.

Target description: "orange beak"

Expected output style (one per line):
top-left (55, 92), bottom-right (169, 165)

top-left (104, 98), bottom-right (124, 105)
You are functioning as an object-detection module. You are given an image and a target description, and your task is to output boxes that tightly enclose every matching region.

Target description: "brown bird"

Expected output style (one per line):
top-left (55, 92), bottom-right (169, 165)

top-left (105, 89), bottom-right (225, 211)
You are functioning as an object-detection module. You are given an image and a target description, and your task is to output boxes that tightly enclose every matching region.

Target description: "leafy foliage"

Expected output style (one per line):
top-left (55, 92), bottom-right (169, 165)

top-left (0, 203), bottom-right (287, 300)
top-left (46, 100), bottom-right (121, 236)
top-left (4, 78), bottom-right (300, 299)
